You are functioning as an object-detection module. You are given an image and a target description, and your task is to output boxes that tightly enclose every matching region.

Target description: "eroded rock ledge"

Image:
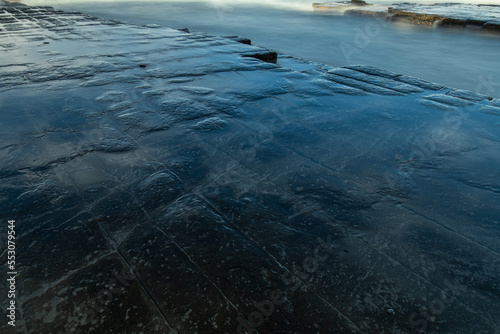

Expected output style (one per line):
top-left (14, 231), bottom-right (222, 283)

top-left (313, 1), bottom-right (500, 34)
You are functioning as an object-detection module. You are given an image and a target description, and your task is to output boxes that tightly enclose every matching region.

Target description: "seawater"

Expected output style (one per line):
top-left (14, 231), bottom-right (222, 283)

top-left (21, 0), bottom-right (500, 96)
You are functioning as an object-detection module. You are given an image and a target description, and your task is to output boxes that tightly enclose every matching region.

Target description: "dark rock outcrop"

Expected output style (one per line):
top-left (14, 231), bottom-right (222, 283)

top-left (439, 18), bottom-right (467, 28)
top-left (351, 0), bottom-right (371, 6)
top-left (226, 36), bottom-right (252, 45)
top-left (465, 19), bottom-right (486, 29)
top-left (482, 22), bottom-right (500, 34)
top-left (242, 51), bottom-right (278, 63)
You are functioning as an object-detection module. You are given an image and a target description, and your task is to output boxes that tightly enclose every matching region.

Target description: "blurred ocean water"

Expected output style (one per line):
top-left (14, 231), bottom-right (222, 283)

top-left (18, 0), bottom-right (500, 96)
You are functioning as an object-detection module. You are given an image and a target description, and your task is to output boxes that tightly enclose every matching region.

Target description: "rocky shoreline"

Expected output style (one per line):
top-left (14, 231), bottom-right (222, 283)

top-left (1, 1), bottom-right (499, 334)
top-left (313, 1), bottom-right (500, 34)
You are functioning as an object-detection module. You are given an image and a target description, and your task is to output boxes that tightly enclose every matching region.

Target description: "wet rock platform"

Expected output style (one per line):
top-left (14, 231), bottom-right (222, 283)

top-left (1, 2), bottom-right (499, 333)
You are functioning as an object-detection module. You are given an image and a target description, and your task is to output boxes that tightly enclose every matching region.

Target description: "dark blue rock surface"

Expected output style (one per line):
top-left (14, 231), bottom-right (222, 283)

top-left (0, 2), bottom-right (499, 334)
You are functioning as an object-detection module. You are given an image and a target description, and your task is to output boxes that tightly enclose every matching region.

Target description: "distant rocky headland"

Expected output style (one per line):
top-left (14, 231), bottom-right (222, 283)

top-left (313, 1), bottom-right (500, 35)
